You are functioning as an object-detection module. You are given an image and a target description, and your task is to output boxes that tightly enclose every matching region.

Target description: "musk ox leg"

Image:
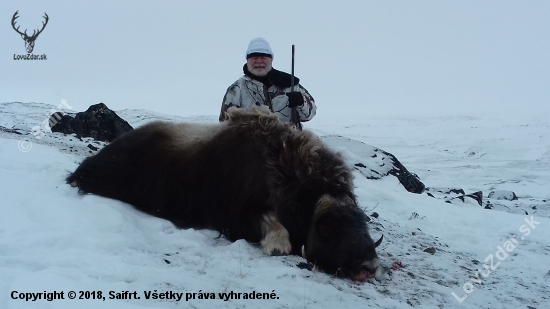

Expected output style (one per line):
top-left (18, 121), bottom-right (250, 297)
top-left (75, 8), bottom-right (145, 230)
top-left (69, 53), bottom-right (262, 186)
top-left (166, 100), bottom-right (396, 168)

top-left (260, 213), bottom-right (292, 256)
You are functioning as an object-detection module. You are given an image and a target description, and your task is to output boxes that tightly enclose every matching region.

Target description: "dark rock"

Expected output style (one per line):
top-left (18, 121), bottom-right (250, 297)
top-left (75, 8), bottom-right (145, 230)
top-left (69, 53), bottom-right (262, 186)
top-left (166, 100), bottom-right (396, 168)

top-left (371, 212), bottom-right (379, 218)
top-left (465, 191), bottom-right (483, 206)
top-left (87, 144), bottom-right (99, 151)
top-left (0, 126), bottom-right (23, 135)
top-left (423, 247), bottom-right (436, 254)
top-left (50, 103), bottom-right (133, 142)
top-left (386, 153), bottom-right (425, 194)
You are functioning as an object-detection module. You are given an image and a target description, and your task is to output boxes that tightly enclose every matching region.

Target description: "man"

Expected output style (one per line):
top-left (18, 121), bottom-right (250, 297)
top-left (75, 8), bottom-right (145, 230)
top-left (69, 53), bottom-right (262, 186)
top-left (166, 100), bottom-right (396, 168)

top-left (219, 38), bottom-right (316, 127)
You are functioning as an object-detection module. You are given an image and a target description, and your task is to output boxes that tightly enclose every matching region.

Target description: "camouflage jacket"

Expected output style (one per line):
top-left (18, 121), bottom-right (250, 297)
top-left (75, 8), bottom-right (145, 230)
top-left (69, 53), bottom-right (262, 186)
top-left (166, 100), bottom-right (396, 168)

top-left (219, 67), bottom-right (316, 123)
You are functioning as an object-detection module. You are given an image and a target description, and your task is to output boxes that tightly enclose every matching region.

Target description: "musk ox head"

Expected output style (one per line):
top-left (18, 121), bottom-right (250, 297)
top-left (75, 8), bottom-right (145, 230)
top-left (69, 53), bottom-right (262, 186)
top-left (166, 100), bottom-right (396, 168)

top-left (303, 194), bottom-right (383, 280)
top-left (261, 116), bottom-right (384, 281)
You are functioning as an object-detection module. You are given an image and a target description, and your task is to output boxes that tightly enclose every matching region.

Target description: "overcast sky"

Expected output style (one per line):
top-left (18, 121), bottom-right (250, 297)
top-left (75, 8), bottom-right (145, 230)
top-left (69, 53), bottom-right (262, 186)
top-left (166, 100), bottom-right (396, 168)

top-left (1, 1), bottom-right (549, 123)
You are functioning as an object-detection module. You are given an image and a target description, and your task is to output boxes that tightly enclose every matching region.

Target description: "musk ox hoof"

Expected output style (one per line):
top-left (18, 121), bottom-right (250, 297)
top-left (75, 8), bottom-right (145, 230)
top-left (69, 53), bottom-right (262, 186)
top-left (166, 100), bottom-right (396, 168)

top-left (69, 180), bottom-right (79, 188)
top-left (269, 249), bottom-right (287, 256)
top-left (261, 213), bottom-right (292, 256)
top-left (261, 228), bottom-right (292, 256)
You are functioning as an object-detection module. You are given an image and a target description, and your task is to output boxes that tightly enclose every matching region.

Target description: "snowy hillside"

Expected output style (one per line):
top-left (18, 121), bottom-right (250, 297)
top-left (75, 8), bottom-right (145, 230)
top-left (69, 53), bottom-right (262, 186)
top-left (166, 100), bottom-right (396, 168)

top-left (1, 102), bottom-right (549, 309)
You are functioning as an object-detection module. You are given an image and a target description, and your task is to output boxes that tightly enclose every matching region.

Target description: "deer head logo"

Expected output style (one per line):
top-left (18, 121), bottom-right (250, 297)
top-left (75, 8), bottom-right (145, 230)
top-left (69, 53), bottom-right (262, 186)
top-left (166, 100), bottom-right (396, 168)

top-left (11, 11), bottom-right (49, 54)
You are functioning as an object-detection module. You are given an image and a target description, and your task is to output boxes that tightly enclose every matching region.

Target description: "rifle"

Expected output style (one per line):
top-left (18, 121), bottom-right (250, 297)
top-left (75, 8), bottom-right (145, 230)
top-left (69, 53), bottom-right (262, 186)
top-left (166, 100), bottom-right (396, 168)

top-left (289, 45), bottom-right (301, 130)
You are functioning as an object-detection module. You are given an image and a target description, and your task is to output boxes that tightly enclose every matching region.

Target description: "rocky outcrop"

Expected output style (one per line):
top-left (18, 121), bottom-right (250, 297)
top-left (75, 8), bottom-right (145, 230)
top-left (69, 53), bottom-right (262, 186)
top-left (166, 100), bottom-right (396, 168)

top-left (50, 103), bottom-right (133, 142)
top-left (321, 135), bottom-right (425, 194)
top-left (426, 187), bottom-right (483, 207)
top-left (488, 190), bottom-right (518, 201)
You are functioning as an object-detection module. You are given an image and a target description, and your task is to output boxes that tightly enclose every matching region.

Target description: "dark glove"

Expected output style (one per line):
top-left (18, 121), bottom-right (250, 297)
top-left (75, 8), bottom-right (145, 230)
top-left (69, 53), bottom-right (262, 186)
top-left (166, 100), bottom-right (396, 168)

top-left (286, 92), bottom-right (304, 108)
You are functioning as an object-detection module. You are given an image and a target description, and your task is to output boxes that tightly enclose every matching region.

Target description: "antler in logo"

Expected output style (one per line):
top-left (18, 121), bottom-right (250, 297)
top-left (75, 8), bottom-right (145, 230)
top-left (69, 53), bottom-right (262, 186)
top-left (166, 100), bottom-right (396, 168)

top-left (12, 11), bottom-right (49, 54)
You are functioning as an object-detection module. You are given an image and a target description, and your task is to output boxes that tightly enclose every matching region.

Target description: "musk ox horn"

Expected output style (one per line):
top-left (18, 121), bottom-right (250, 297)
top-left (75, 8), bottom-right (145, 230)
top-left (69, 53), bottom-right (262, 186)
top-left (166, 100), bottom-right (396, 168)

top-left (301, 245), bottom-right (307, 259)
top-left (374, 235), bottom-right (384, 248)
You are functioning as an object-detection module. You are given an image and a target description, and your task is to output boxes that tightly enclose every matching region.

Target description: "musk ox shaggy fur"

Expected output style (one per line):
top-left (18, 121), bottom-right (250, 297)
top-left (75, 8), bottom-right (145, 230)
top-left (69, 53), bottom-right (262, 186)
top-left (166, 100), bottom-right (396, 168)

top-left (67, 106), bottom-right (383, 280)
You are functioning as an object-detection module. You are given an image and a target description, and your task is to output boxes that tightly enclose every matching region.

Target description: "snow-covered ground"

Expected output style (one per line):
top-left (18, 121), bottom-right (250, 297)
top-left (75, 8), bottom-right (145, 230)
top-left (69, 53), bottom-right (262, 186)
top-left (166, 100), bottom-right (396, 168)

top-left (1, 102), bottom-right (549, 309)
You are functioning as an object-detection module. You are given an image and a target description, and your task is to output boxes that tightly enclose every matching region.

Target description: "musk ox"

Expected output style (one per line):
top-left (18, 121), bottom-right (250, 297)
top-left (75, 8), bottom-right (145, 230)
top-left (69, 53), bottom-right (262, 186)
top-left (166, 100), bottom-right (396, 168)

top-left (67, 106), bottom-right (383, 280)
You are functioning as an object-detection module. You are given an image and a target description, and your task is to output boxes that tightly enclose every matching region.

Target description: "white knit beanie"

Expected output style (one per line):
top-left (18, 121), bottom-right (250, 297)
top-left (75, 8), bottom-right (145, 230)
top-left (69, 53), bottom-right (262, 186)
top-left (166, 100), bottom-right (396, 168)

top-left (245, 37), bottom-right (274, 59)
